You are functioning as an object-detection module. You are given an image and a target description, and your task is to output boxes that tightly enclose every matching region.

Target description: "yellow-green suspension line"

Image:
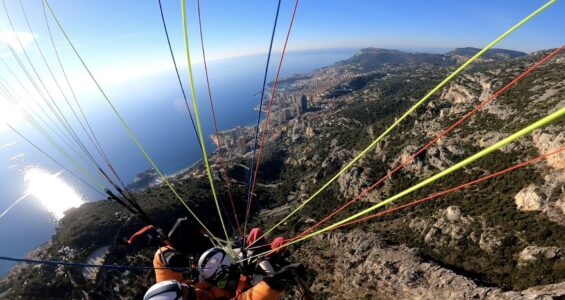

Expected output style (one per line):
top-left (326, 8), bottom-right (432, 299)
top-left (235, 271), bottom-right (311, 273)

top-left (43, 0), bottom-right (220, 245)
top-left (244, 106), bottom-right (565, 261)
top-left (259, 0), bottom-right (557, 240)
top-left (181, 0), bottom-right (232, 254)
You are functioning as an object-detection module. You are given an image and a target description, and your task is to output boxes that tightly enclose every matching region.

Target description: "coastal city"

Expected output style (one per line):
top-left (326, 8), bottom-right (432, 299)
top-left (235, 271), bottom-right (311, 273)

top-left (210, 92), bottom-right (311, 156)
top-left (208, 64), bottom-right (360, 158)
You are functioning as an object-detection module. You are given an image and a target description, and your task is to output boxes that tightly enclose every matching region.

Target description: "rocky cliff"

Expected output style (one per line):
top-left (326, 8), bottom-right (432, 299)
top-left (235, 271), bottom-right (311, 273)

top-left (294, 231), bottom-right (565, 299)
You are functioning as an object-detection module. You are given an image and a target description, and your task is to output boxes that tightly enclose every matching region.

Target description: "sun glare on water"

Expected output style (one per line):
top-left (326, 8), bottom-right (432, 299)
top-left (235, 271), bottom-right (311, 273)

top-left (24, 167), bottom-right (85, 220)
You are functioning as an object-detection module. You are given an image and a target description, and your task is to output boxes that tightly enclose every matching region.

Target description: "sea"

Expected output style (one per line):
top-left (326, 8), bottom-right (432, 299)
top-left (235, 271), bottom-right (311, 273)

top-left (0, 48), bottom-right (356, 276)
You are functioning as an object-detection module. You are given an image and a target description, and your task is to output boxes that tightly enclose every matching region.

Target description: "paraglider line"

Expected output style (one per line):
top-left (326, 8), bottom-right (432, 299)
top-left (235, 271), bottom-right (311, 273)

top-left (44, 0), bottom-right (220, 244)
top-left (181, 0), bottom-right (232, 253)
top-left (157, 0), bottom-right (202, 147)
top-left (337, 146), bottom-right (565, 229)
top-left (243, 0), bottom-right (283, 246)
top-left (246, 0), bottom-right (300, 245)
top-left (258, 0), bottom-right (557, 242)
top-left (196, 0), bottom-right (243, 238)
top-left (0, 194), bottom-right (28, 220)
top-left (242, 108), bottom-right (564, 261)
top-left (293, 45), bottom-right (565, 240)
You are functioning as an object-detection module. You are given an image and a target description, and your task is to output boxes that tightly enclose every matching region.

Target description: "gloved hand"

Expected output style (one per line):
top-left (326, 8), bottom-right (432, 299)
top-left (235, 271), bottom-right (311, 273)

top-left (263, 263), bottom-right (306, 291)
top-left (162, 250), bottom-right (190, 271)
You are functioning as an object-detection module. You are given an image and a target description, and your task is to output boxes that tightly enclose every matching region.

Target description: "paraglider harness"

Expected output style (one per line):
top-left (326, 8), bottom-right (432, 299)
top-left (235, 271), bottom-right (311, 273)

top-left (128, 218), bottom-right (310, 297)
top-left (128, 218), bottom-right (201, 280)
top-left (128, 218), bottom-right (252, 286)
top-left (103, 165), bottom-right (307, 294)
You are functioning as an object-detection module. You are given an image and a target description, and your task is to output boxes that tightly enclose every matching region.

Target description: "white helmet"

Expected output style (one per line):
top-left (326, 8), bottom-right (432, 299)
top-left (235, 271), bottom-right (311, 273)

top-left (143, 280), bottom-right (190, 300)
top-left (198, 247), bottom-right (235, 282)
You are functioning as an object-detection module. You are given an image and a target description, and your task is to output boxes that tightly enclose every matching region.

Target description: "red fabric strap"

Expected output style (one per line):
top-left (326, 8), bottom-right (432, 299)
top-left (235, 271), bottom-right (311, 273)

top-left (128, 225), bottom-right (154, 244)
top-left (236, 274), bottom-right (249, 295)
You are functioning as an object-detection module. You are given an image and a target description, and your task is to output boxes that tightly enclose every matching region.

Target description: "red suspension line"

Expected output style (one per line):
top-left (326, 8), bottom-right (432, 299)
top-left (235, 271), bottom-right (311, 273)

top-left (338, 146), bottom-right (565, 229)
top-left (246, 0), bottom-right (300, 230)
top-left (292, 45), bottom-right (565, 241)
top-left (196, 0), bottom-right (242, 237)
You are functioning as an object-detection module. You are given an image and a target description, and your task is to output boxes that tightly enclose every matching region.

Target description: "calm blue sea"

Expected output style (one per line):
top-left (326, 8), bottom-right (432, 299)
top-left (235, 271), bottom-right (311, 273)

top-left (0, 49), bottom-right (355, 276)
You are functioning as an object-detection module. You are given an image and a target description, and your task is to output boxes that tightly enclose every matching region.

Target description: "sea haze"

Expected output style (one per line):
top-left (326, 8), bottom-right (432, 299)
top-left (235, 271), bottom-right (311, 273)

top-left (0, 48), bottom-right (355, 276)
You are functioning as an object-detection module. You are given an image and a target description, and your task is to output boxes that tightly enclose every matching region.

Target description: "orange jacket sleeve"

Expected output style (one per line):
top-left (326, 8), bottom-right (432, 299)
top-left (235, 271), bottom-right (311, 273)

top-left (233, 281), bottom-right (281, 300)
top-left (153, 246), bottom-right (184, 283)
top-left (194, 282), bottom-right (234, 299)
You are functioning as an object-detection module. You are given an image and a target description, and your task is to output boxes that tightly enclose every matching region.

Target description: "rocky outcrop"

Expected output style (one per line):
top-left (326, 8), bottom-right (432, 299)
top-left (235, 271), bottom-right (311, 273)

top-left (422, 206), bottom-right (477, 246)
top-left (337, 164), bottom-right (370, 198)
top-left (441, 82), bottom-right (475, 104)
top-left (292, 231), bottom-right (565, 299)
top-left (514, 185), bottom-right (545, 211)
top-left (388, 144), bottom-right (452, 178)
top-left (483, 102), bottom-right (516, 120)
top-left (479, 228), bottom-right (503, 254)
top-left (410, 206), bottom-right (505, 253)
top-left (518, 246), bottom-right (563, 264)
top-left (305, 127), bottom-right (316, 138)
top-left (532, 129), bottom-right (565, 182)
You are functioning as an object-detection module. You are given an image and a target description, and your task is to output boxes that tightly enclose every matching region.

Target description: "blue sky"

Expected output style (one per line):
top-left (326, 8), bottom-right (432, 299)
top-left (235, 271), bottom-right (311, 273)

top-left (2, 0), bottom-right (563, 59)
top-left (0, 0), bottom-right (563, 120)
top-left (29, 0), bottom-right (564, 52)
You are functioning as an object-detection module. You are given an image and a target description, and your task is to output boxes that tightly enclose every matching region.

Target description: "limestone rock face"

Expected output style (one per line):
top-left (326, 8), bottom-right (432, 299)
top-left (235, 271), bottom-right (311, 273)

top-left (410, 206), bottom-right (479, 248)
top-left (514, 185), bottom-right (545, 211)
top-left (409, 206), bottom-right (507, 254)
top-left (442, 83), bottom-right (474, 104)
top-left (337, 164), bottom-right (370, 199)
top-left (388, 144), bottom-right (452, 177)
top-left (532, 130), bottom-right (565, 182)
top-left (479, 229), bottom-right (503, 253)
top-left (518, 246), bottom-right (562, 263)
top-left (392, 145), bottom-right (425, 174)
top-left (483, 102), bottom-right (515, 120)
top-left (293, 231), bottom-right (565, 300)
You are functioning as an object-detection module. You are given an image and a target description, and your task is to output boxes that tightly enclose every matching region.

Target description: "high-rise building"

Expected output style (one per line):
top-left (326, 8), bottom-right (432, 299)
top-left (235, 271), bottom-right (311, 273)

top-left (294, 102), bottom-right (301, 116)
top-left (236, 126), bottom-right (244, 138)
top-left (237, 137), bottom-right (247, 154)
top-left (223, 136), bottom-right (233, 150)
top-left (279, 93), bottom-right (286, 110)
top-left (210, 134), bottom-right (220, 148)
top-left (300, 95), bottom-right (308, 113)
top-left (278, 110), bottom-right (286, 123)
top-left (284, 107), bottom-right (294, 120)
top-left (229, 128), bottom-right (238, 140)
